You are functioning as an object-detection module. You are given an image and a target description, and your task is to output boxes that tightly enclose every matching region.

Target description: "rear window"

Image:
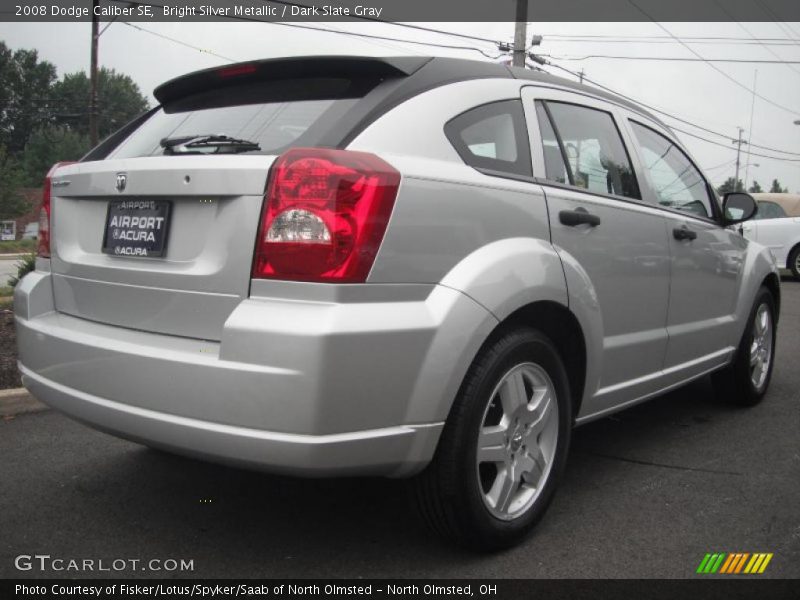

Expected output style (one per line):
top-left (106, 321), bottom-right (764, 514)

top-left (444, 100), bottom-right (532, 178)
top-left (107, 79), bottom-right (363, 159)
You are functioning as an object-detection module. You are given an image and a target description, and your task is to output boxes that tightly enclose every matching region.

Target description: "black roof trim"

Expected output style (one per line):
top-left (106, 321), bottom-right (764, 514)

top-left (153, 56), bottom-right (432, 105)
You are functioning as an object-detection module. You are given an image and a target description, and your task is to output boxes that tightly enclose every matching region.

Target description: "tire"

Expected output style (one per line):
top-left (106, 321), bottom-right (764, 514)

top-left (712, 286), bottom-right (776, 407)
top-left (789, 245), bottom-right (800, 281)
top-left (412, 327), bottom-right (572, 551)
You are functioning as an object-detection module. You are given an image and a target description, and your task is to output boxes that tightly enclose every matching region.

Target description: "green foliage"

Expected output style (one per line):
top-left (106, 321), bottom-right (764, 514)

top-left (0, 146), bottom-right (28, 220)
top-left (717, 177), bottom-right (744, 195)
top-left (52, 67), bottom-right (149, 140)
top-left (0, 42), bottom-right (57, 154)
top-left (22, 126), bottom-right (90, 186)
top-left (769, 179), bottom-right (789, 194)
top-left (0, 41), bottom-right (149, 233)
top-left (8, 253), bottom-right (36, 288)
top-left (0, 239), bottom-right (36, 253)
top-left (748, 180), bottom-right (763, 194)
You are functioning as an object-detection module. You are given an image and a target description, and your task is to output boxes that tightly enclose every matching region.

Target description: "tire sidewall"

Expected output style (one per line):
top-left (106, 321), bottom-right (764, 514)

top-left (452, 329), bottom-right (572, 548)
top-left (735, 288), bottom-right (777, 401)
top-left (790, 247), bottom-right (800, 280)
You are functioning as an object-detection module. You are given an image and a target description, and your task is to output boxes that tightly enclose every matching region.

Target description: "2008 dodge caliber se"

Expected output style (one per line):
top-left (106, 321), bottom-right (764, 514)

top-left (17, 56), bottom-right (779, 550)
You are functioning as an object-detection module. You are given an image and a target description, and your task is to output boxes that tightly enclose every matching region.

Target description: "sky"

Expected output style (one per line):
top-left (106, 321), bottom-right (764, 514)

top-left (1, 20), bottom-right (799, 192)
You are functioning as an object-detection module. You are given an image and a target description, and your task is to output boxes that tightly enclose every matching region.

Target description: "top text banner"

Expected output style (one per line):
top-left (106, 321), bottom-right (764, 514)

top-left (4, 0), bottom-right (800, 22)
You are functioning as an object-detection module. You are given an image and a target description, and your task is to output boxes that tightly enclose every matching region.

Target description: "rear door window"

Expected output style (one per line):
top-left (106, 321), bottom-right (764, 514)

top-left (444, 100), bottom-right (532, 178)
top-left (537, 101), bottom-right (640, 200)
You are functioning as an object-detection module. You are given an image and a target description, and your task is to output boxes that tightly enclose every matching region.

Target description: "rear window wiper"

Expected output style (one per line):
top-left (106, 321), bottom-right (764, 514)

top-left (160, 134), bottom-right (261, 154)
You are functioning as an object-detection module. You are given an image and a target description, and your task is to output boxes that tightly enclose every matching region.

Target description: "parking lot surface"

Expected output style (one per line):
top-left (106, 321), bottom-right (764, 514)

top-left (1, 280), bottom-right (798, 579)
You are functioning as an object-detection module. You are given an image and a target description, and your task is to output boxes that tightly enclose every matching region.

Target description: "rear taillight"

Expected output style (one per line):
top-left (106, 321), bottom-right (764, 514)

top-left (252, 148), bottom-right (400, 283)
top-left (38, 161), bottom-right (75, 258)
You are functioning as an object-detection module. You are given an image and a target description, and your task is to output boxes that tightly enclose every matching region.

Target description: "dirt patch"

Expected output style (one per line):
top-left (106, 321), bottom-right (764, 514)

top-left (0, 309), bottom-right (21, 389)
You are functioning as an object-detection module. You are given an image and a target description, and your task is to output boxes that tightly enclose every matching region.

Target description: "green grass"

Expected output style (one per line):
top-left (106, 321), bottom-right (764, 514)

top-left (0, 286), bottom-right (13, 297)
top-left (0, 239), bottom-right (36, 254)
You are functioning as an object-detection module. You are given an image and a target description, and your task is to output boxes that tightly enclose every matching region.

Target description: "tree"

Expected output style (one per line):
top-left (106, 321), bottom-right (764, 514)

top-left (51, 67), bottom-right (149, 140)
top-left (22, 126), bottom-right (90, 187)
top-left (769, 179), bottom-right (789, 194)
top-left (0, 146), bottom-right (28, 220)
top-left (0, 42), bottom-right (57, 154)
top-left (717, 177), bottom-right (744, 195)
top-left (748, 180), bottom-right (763, 193)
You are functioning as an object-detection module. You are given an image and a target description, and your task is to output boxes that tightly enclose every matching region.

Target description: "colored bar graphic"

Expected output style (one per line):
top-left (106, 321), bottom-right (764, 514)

top-left (745, 554), bottom-right (766, 574)
top-left (698, 552), bottom-right (773, 575)
top-left (711, 553), bottom-right (726, 573)
top-left (697, 554), bottom-right (712, 574)
top-left (719, 553), bottom-right (736, 574)
top-left (734, 553), bottom-right (750, 573)
top-left (758, 554), bottom-right (773, 573)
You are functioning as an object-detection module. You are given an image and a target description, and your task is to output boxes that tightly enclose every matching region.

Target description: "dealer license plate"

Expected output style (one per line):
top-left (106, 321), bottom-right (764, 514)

top-left (102, 200), bottom-right (171, 258)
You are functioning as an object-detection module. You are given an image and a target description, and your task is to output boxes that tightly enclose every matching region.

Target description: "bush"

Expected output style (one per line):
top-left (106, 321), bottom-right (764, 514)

top-left (8, 253), bottom-right (35, 288)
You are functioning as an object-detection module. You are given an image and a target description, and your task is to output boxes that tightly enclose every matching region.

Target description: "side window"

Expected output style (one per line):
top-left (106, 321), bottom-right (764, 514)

top-left (629, 121), bottom-right (713, 218)
top-left (756, 201), bottom-right (787, 220)
top-left (541, 101), bottom-right (640, 200)
top-left (534, 101), bottom-right (569, 184)
top-left (444, 100), bottom-right (532, 178)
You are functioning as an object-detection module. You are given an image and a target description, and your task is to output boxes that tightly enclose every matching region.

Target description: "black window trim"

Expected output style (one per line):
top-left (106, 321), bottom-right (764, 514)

top-left (444, 99), bottom-right (533, 179)
top-left (628, 118), bottom-right (723, 226)
top-left (537, 100), bottom-right (575, 186)
top-left (535, 99), bottom-right (643, 202)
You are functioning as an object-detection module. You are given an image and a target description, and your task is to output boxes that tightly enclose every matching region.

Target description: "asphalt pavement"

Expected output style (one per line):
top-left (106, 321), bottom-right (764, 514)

top-left (1, 280), bottom-right (798, 579)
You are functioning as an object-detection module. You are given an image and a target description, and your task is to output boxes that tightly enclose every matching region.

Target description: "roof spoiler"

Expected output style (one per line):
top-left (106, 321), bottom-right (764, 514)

top-left (154, 55), bottom-right (432, 105)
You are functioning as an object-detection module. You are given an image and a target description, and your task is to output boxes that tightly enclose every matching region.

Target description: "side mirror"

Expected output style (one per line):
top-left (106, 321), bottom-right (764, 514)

top-left (723, 192), bottom-right (758, 224)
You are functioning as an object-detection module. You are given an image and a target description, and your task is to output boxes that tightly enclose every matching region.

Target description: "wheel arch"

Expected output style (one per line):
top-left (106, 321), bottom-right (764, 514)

top-left (762, 271), bottom-right (781, 322)
top-left (490, 301), bottom-right (588, 419)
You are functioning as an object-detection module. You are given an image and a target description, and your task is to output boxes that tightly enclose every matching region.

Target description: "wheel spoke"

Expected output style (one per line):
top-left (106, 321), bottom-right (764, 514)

top-left (750, 344), bottom-right (760, 367)
top-left (518, 446), bottom-right (547, 487)
top-left (488, 465), bottom-right (519, 513)
top-left (499, 370), bottom-right (529, 416)
top-left (477, 425), bottom-right (508, 464)
top-left (527, 389), bottom-right (554, 436)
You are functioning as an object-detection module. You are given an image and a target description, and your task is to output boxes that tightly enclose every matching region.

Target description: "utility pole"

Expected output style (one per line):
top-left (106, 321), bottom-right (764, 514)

top-left (743, 69), bottom-right (757, 192)
top-left (512, 0), bottom-right (528, 68)
top-left (733, 127), bottom-right (747, 192)
top-left (579, 69), bottom-right (585, 84)
top-left (89, 0), bottom-right (99, 147)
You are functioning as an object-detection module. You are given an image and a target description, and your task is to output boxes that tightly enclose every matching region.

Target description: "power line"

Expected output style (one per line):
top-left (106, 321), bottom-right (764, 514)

top-left (540, 54), bottom-right (800, 64)
top-left (106, 0), bottom-right (800, 164)
top-left (120, 21), bottom-right (237, 62)
top-left (264, 0), bottom-right (505, 46)
top-left (112, 0), bottom-right (503, 59)
top-left (540, 33), bottom-right (800, 45)
top-left (626, 0), bottom-right (800, 118)
top-left (542, 61), bottom-right (800, 163)
top-left (540, 59), bottom-right (800, 156)
top-left (713, 0), bottom-right (800, 79)
top-left (754, 0), bottom-right (800, 43)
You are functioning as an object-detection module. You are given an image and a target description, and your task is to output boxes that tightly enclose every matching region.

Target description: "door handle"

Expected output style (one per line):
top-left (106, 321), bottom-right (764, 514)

top-left (559, 208), bottom-right (601, 227)
top-left (673, 226), bottom-right (697, 241)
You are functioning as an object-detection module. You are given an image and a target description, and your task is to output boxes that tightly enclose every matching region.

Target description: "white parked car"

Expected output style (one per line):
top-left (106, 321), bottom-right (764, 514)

top-left (743, 193), bottom-right (800, 279)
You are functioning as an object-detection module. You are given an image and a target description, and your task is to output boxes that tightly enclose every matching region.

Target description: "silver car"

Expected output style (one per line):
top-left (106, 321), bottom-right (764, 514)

top-left (16, 56), bottom-right (779, 550)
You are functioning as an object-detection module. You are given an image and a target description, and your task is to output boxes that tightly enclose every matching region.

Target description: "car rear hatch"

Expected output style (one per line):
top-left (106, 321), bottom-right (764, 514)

top-left (48, 56), bottom-right (430, 341)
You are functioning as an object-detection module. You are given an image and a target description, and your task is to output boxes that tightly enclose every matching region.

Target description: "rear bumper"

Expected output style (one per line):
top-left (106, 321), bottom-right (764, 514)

top-left (15, 268), bottom-right (497, 477)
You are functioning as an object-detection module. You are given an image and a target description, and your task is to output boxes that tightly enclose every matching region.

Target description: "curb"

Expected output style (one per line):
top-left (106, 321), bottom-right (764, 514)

top-left (0, 253), bottom-right (27, 261)
top-left (0, 387), bottom-right (48, 417)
